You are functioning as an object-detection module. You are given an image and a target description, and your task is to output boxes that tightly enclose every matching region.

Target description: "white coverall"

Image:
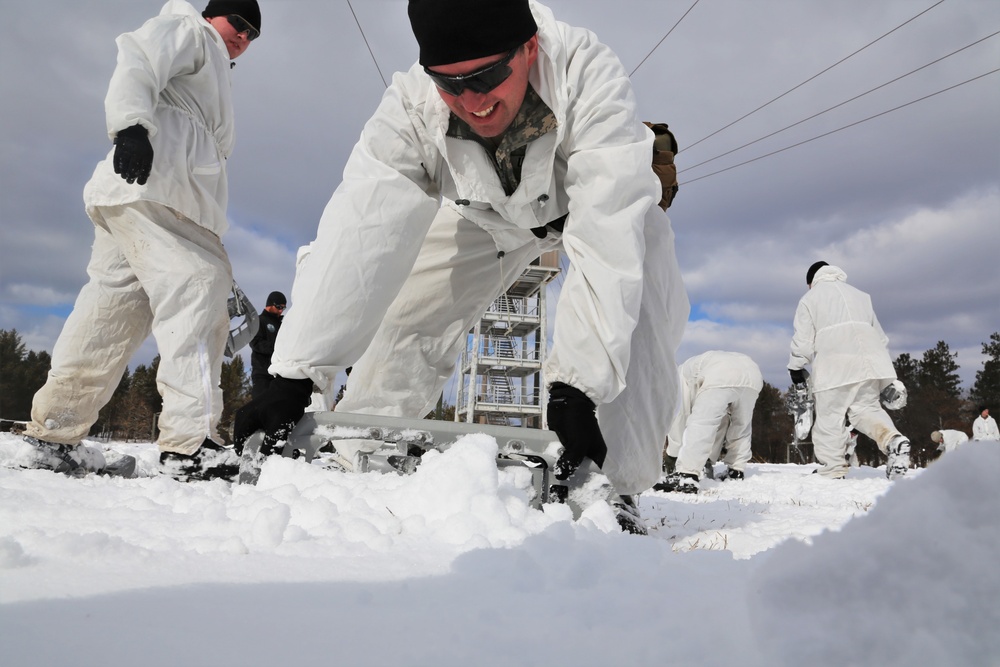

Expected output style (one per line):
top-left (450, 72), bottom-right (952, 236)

top-left (788, 265), bottom-right (903, 478)
top-left (27, 1), bottom-right (235, 455)
top-left (936, 429), bottom-right (969, 453)
top-left (973, 415), bottom-right (1000, 441)
top-left (665, 352), bottom-right (763, 479)
top-left (270, 1), bottom-right (689, 494)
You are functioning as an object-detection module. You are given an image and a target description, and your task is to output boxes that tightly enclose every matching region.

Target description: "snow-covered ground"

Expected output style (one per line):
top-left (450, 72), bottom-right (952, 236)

top-left (1, 432), bottom-right (997, 667)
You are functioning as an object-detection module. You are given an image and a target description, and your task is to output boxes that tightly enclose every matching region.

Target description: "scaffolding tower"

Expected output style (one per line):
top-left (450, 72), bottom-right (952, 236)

top-left (455, 252), bottom-right (561, 428)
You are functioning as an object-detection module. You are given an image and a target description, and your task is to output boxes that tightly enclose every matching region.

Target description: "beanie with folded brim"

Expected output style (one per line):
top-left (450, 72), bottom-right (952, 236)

top-left (806, 261), bottom-right (828, 285)
top-left (203, 0), bottom-right (261, 34)
top-left (408, 0), bottom-right (536, 67)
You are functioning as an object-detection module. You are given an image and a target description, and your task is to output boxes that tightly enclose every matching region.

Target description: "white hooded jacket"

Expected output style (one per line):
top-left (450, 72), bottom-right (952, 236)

top-left (273, 1), bottom-right (684, 408)
top-left (83, 0), bottom-right (235, 237)
top-left (788, 265), bottom-right (897, 393)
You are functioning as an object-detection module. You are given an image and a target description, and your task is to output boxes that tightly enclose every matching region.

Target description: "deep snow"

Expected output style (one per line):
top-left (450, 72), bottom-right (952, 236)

top-left (0, 432), bottom-right (997, 667)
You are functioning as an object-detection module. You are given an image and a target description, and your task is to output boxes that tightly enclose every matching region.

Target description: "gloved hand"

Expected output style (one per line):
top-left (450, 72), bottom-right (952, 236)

top-left (546, 382), bottom-right (608, 480)
top-left (113, 124), bottom-right (154, 185)
top-left (789, 368), bottom-right (808, 386)
top-left (233, 376), bottom-right (314, 455)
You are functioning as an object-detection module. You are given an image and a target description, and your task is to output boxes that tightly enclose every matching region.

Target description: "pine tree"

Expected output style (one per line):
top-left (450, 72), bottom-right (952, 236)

top-left (0, 329), bottom-right (51, 420)
top-left (970, 332), bottom-right (1000, 413)
top-left (892, 342), bottom-right (964, 467)
top-left (219, 356), bottom-right (251, 444)
top-left (95, 369), bottom-right (131, 440)
top-left (752, 382), bottom-right (793, 463)
top-left (919, 341), bottom-right (962, 399)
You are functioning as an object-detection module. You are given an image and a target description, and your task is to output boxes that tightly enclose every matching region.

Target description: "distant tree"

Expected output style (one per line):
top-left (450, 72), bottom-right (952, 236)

top-left (219, 356), bottom-right (251, 443)
top-left (970, 332), bottom-right (1000, 413)
top-left (125, 364), bottom-right (157, 440)
top-left (892, 353), bottom-right (920, 392)
top-left (424, 393), bottom-right (456, 422)
top-left (891, 342), bottom-right (964, 467)
top-left (919, 341), bottom-right (961, 399)
top-left (94, 369), bottom-right (131, 440)
top-left (752, 382), bottom-right (793, 463)
top-left (0, 329), bottom-right (51, 420)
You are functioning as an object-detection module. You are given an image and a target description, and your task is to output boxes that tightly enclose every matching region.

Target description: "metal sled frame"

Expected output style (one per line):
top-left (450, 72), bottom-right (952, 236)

top-left (242, 411), bottom-right (563, 508)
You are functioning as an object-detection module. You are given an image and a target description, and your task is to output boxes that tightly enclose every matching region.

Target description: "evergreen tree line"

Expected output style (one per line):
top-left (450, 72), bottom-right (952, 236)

top-left (0, 329), bottom-right (251, 443)
top-left (2, 328), bottom-right (998, 466)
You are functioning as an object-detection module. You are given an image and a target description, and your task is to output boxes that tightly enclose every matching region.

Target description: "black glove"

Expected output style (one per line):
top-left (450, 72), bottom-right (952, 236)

top-left (233, 376), bottom-right (313, 455)
top-left (546, 382), bottom-right (608, 480)
top-left (113, 124), bottom-right (153, 185)
top-left (789, 368), bottom-right (808, 385)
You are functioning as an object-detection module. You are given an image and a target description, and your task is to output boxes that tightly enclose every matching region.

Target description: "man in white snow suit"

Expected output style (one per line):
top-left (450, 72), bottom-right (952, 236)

top-left (972, 407), bottom-right (1000, 441)
top-left (235, 0), bottom-right (689, 526)
top-left (788, 261), bottom-right (910, 480)
top-left (656, 351), bottom-right (763, 494)
top-left (22, 0), bottom-right (261, 481)
top-left (930, 429), bottom-right (969, 454)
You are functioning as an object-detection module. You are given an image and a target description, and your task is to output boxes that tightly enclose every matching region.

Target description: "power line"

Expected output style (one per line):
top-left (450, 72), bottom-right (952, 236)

top-left (682, 0), bottom-right (947, 154)
top-left (681, 29), bottom-right (1000, 174)
top-left (629, 0), bottom-right (701, 78)
top-left (347, 0), bottom-right (388, 89)
top-left (679, 67), bottom-right (1000, 186)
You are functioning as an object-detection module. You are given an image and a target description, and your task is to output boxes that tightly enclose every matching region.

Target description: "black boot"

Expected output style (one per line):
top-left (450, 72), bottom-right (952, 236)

top-left (159, 439), bottom-right (240, 482)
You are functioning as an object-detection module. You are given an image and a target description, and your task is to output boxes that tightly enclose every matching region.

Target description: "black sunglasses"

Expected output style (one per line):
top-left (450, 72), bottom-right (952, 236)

top-left (424, 47), bottom-right (519, 96)
top-left (227, 14), bottom-right (259, 42)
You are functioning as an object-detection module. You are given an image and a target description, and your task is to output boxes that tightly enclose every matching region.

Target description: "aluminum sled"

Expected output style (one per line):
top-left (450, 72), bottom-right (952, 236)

top-left (238, 411), bottom-right (564, 509)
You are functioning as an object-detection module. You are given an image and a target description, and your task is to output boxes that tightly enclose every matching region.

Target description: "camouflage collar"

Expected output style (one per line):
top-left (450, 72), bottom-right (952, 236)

top-left (446, 85), bottom-right (557, 151)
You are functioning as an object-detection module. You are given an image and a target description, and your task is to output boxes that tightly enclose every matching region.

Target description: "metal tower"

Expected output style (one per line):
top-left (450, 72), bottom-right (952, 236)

top-left (455, 252), bottom-right (561, 428)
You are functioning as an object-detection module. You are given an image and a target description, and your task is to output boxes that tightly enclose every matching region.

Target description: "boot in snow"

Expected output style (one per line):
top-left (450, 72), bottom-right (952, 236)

top-left (159, 439), bottom-right (240, 482)
top-left (886, 435), bottom-right (910, 480)
top-left (719, 467), bottom-right (744, 481)
top-left (653, 471), bottom-right (699, 494)
top-left (612, 495), bottom-right (647, 535)
top-left (21, 436), bottom-right (109, 477)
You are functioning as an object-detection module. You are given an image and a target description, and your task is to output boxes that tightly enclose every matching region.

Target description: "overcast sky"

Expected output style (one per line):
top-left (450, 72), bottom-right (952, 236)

top-left (1, 0), bottom-right (998, 396)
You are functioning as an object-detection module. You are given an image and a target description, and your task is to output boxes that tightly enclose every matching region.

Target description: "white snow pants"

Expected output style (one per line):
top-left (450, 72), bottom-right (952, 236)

top-left (812, 380), bottom-right (902, 478)
top-left (27, 201), bottom-right (232, 455)
top-left (674, 386), bottom-right (758, 478)
top-left (338, 205), bottom-right (686, 495)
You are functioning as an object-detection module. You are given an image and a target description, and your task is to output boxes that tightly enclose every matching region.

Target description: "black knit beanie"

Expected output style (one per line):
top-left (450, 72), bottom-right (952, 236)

top-left (266, 291), bottom-right (286, 307)
top-left (806, 261), bottom-right (828, 285)
top-left (203, 0), bottom-right (261, 34)
top-left (408, 0), bottom-right (537, 67)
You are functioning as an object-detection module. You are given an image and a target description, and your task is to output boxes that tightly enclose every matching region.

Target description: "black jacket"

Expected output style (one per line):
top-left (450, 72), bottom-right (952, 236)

top-left (250, 310), bottom-right (282, 377)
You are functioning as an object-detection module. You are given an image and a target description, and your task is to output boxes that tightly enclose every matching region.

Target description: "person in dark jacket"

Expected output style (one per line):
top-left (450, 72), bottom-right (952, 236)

top-left (250, 291), bottom-right (286, 398)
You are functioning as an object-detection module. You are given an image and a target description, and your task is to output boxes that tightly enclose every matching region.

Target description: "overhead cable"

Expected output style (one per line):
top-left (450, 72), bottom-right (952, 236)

top-left (681, 29), bottom-right (1000, 174)
top-left (347, 0), bottom-right (388, 89)
top-left (630, 0), bottom-right (701, 78)
top-left (679, 67), bottom-right (1000, 186)
top-left (682, 0), bottom-right (946, 154)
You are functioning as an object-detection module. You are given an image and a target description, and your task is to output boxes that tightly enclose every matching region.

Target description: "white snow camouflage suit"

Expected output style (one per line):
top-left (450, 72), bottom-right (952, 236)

top-left (27, 1), bottom-right (236, 455)
top-left (666, 351), bottom-right (763, 478)
top-left (788, 264), bottom-right (903, 478)
top-left (270, 1), bottom-right (689, 494)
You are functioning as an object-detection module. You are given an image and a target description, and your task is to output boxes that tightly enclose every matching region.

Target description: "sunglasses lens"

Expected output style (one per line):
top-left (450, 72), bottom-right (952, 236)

top-left (427, 48), bottom-right (516, 96)
top-left (430, 65), bottom-right (511, 96)
top-left (228, 15), bottom-right (259, 41)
